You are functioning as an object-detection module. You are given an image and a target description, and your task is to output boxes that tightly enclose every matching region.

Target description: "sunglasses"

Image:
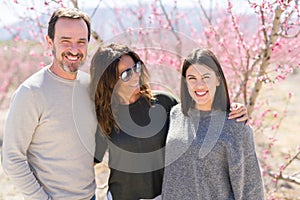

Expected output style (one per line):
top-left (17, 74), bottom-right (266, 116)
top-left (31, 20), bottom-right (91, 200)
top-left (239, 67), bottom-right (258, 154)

top-left (119, 61), bottom-right (142, 82)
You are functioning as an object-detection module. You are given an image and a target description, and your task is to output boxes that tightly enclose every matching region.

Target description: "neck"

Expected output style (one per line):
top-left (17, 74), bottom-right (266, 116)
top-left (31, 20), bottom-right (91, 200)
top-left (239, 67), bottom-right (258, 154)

top-left (49, 63), bottom-right (77, 80)
top-left (129, 92), bottom-right (141, 104)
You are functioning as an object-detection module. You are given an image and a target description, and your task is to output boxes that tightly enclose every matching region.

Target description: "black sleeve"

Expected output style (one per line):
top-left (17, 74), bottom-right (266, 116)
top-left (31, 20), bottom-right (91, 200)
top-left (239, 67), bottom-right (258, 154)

top-left (94, 126), bottom-right (108, 163)
top-left (152, 90), bottom-right (179, 113)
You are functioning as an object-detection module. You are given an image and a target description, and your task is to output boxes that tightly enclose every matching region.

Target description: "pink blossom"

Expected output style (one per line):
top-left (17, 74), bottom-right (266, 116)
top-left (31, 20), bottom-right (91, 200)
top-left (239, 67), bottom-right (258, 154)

top-left (271, 124), bottom-right (279, 130)
top-left (262, 109), bottom-right (271, 117)
top-left (0, 79), bottom-right (9, 92)
top-left (14, 36), bottom-right (20, 42)
top-left (276, 75), bottom-right (285, 81)
top-left (263, 149), bottom-right (270, 159)
top-left (279, 164), bottom-right (285, 172)
top-left (29, 50), bottom-right (36, 56)
top-left (39, 62), bottom-right (46, 68)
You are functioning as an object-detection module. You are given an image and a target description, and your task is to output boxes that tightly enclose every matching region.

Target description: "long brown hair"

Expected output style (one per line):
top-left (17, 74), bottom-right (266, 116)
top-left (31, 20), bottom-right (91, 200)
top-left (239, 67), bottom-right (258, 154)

top-left (90, 43), bottom-right (153, 136)
top-left (180, 48), bottom-right (230, 116)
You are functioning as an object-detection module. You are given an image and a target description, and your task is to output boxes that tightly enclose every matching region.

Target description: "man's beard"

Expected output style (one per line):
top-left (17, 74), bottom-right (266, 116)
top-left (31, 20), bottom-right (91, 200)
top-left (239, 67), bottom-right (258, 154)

top-left (61, 62), bottom-right (81, 74)
top-left (53, 50), bottom-right (85, 74)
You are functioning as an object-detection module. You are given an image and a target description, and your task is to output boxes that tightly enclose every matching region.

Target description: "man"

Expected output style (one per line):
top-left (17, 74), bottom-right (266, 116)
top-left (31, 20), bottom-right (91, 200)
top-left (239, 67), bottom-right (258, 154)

top-left (2, 8), bottom-right (97, 200)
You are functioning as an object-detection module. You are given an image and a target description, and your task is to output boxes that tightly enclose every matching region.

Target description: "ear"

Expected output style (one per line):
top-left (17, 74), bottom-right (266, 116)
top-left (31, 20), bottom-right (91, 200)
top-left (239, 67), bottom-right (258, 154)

top-left (216, 76), bottom-right (221, 86)
top-left (45, 35), bottom-right (53, 49)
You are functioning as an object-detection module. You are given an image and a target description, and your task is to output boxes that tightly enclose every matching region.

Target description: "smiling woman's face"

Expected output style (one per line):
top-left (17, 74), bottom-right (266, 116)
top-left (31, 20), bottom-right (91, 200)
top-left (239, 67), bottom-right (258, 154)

top-left (116, 55), bottom-right (141, 104)
top-left (185, 64), bottom-right (220, 111)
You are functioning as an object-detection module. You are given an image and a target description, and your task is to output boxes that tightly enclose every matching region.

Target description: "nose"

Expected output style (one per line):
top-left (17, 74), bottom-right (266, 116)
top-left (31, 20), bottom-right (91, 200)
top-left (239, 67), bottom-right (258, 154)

top-left (195, 79), bottom-right (206, 87)
top-left (68, 44), bottom-right (80, 55)
top-left (131, 70), bottom-right (140, 81)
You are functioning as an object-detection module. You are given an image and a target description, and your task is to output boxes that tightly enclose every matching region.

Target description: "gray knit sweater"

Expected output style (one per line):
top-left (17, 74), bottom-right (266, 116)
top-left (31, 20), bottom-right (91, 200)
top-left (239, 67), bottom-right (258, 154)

top-left (162, 104), bottom-right (265, 200)
top-left (2, 67), bottom-right (97, 200)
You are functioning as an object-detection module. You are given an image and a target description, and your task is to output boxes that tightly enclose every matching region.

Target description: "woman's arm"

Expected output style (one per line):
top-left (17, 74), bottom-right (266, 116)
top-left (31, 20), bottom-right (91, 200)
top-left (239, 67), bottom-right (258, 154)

top-left (228, 124), bottom-right (265, 199)
top-left (94, 127), bottom-right (108, 163)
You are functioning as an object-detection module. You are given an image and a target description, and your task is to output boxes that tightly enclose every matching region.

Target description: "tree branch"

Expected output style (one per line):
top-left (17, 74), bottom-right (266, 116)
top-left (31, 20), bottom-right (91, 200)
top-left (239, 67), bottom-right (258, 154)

top-left (267, 170), bottom-right (300, 185)
top-left (158, 0), bottom-right (182, 43)
top-left (248, 5), bottom-right (284, 115)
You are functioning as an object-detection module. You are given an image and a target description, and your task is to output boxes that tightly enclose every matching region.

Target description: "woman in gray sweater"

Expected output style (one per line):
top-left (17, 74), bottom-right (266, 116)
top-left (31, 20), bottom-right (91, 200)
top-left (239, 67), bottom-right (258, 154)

top-left (162, 48), bottom-right (265, 199)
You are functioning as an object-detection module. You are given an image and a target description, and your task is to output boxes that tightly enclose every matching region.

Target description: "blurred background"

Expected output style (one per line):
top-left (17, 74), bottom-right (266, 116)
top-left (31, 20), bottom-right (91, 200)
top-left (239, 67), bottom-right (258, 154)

top-left (0, 0), bottom-right (299, 199)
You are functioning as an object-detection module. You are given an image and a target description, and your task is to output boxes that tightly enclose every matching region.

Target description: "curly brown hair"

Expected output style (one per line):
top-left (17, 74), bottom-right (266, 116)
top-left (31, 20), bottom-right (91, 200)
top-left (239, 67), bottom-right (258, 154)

top-left (90, 43), bottom-right (154, 136)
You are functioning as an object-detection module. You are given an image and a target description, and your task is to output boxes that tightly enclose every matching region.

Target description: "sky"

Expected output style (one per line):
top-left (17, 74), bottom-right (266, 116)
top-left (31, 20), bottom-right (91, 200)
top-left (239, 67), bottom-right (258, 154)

top-left (0, 0), bottom-right (251, 26)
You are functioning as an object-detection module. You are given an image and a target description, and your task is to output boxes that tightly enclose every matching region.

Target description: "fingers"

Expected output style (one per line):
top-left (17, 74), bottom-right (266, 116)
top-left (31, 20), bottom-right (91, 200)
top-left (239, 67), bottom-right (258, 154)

top-left (229, 106), bottom-right (247, 117)
top-left (235, 115), bottom-right (248, 123)
top-left (230, 102), bottom-right (242, 111)
top-left (229, 102), bottom-right (249, 123)
top-left (230, 103), bottom-right (237, 111)
top-left (228, 108), bottom-right (248, 122)
top-left (228, 112), bottom-right (243, 120)
top-left (228, 112), bottom-right (249, 123)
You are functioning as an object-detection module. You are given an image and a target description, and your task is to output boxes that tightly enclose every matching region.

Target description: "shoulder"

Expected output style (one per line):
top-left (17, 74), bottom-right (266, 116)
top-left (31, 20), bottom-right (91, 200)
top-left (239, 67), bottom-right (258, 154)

top-left (224, 118), bottom-right (253, 138)
top-left (170, 104), bottom-right (181, 114)
top-left (169, 104), bottom-right (185, 120)
top-left (77, 70), bottom-right (90, 85)
top-left (152, 90), bottom-right (179, 105)
top-left (227, 119), bottom-right (252, 131)
top-left (13, 67), bottom-right (49, 97)
top-left (152, 90), bottom-right (179, 114)
top-left (22, 67), bottom-right (48, 88)
top-left (12, 84), bottom-right (33, 101)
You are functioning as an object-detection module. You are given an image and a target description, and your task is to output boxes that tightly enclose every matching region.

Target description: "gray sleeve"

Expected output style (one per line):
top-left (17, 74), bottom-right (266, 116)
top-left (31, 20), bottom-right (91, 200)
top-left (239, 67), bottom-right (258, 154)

top-left (228, 124), bottom-right (265, 199)
top-left (2, 86), bottom-right (50, 199)
top-left (94, 126), bottom-right (108, 163)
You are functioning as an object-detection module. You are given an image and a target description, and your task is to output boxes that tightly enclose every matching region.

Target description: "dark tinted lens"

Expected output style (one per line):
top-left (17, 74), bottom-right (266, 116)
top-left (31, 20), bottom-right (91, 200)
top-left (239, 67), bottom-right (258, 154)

top-left (134, 62), bottom-right (142, 73)
top-left (120, 68), bottom-right (133, 82)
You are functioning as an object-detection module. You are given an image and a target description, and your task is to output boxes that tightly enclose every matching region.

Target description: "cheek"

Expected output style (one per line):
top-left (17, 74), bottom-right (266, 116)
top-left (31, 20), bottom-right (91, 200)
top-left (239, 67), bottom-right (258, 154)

top-left (112, 82), bottom-right (123, 97)
top-left (186, 81), bottom-right (195, 89)
top-left (80, 46), bottom-right (88, 54)
top-left (208, 84), bottom-right (218, 97)
top-left (53, 45), bottom-right (64, 55)
top-left (206, 79), bottom-right (218, 89)
top-left (115, 80), bottom-right (129, 91)
top-left (187, 84), bottom-right (195, 96)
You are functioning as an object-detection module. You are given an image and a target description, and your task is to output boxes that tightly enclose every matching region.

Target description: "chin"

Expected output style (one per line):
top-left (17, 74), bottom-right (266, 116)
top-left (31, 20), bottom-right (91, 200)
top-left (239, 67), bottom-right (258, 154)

top-left (134, 87), bottom-right (141, 93)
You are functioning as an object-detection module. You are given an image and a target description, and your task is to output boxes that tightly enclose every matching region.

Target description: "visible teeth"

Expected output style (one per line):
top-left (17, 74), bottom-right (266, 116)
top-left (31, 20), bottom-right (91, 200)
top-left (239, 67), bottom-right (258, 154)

top-left (67, 56), bottom-right (78, 61)
top-left (196, 91), bottom-right (206, 96)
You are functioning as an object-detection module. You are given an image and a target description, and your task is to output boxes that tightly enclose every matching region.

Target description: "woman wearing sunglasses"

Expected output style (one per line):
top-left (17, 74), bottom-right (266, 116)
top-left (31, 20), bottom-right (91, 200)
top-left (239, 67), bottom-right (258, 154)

top-left (89, 43), bottom-right (248, 200)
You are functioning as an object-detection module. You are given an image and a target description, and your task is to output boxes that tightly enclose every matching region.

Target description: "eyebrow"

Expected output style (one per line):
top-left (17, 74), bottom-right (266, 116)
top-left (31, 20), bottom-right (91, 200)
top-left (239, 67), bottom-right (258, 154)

top-left (187, 73), bottom-right (210, 77)
top-left (60, 36), bottom-right (87, 41)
